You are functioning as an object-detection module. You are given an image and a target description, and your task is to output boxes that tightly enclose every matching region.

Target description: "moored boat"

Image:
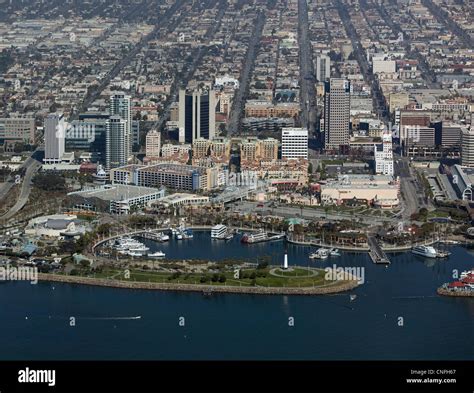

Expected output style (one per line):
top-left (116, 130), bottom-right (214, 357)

top-left (148, 251), bottom-right (166, 258)
top-left (241, 230), bottom-right (267, 244)
top-left (411, 245), bottom-right (438, 258)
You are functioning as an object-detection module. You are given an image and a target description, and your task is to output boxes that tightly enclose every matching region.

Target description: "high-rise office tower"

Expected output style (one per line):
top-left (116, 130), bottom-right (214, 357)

top-left (145, 130), bottom-right (161, 158)
top-left (178, 88), bottom-right (216, 144)
top-left (109, 93), bottom-right (132, 159)
top-left (461, 127), bottom-right (474, 167)
top-left (323, 78), bottom-right (351, 151)
top-left (106, 116), bottom-right (127, 171)
top-left (316, 54), bottom-right (330, 82)
top-left (44, 113), bottom-right (65, 164)
top-left (374, 131), bottom-right (394, 175)
top-left (281, 127), bottom-right (308, 159)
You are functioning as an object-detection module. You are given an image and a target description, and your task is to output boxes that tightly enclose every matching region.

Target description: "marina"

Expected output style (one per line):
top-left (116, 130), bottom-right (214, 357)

top-left (1, 235), bottom-right (473, 361)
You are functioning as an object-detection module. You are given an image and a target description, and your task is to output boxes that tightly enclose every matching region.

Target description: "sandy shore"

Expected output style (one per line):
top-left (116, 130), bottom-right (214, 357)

top-left (37, 273), bottom-right (359, 296)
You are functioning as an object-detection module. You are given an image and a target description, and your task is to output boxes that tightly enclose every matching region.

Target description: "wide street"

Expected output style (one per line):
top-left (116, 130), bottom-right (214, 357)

top-left (0, 150), bottom-right (42, 222)
top-left (297, 0), bottom-right (317, 133)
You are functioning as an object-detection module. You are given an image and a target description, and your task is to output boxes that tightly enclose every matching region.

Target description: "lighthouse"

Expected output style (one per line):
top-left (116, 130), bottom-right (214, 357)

top-left (283, 252), bottom-right (288, 270)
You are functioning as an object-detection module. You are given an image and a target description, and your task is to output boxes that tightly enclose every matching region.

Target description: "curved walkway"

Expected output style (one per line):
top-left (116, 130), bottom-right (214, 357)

top-left (269, 267), bottom-right (319, 278)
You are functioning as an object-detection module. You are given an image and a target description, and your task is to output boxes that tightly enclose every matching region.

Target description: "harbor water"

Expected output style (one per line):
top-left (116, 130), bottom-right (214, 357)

top-left (1, 232), bottom-right (473, 360)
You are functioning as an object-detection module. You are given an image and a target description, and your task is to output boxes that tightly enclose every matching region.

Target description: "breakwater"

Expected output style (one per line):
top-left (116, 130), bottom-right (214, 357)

top-left (437, 287), bottom-right (474, 297)
top-left (37, 273), bottom-right (359, 296)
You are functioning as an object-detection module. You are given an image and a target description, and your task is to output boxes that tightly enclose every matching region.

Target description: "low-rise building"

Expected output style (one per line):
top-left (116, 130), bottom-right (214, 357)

top-left (67, 184), bottom-right (166, 215)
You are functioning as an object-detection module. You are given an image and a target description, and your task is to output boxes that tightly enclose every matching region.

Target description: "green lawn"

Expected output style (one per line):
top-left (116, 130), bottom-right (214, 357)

top-left (88, 266), bottom-right (340, 288)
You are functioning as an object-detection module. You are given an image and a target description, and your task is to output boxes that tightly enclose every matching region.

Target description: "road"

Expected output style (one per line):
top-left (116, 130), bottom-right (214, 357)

top-left (155, 0), bottom-right (228, 132)
top-left (394, 158), bottom-right (427, 220)
top-left (297, 0), bottom-right (318, 133)
top-left (0, 155), bottom-right (42, 222)
top-left (335, 0), bottom-right (389, 122)
top-left (75, 0), bottom-right (188, 118)
top-left (0, 151), bottom-right (41, 202)
top-left (373, 0), bottom-right (440, 89)
top-left (420, 0), bottom-right (473, 48)
top-left (227, 12), bottom-right (265, 135)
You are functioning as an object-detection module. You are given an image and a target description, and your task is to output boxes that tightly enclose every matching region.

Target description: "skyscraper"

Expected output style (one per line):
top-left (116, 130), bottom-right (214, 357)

top-left (461, 127), bottom-right (474, 167)
top-left (109, 92), bottom-right (132, 159)
top-left (44, 113), bottom-right (65, 164)
top-left (178, 88), bottom-right (216, 144)
top-left (374, 131), bottom-right (394, 175)
top-left (323, 78), bottom-right (351, 151)
top-left (106, 116), bottom-right (127, 171)
top-left (316, 54), bottom-right (330, 82)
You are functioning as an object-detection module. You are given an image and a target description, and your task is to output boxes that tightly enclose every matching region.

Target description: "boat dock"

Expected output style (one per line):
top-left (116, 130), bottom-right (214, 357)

top-left (368, 236), bottom-right (391, 265)
top-left (137, 231), bottom-right (167, 242)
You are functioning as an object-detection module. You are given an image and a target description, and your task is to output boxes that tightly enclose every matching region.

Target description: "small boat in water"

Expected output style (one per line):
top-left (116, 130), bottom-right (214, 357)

top-left (157, 233), bottom-right (170, 242)
top-left (329, 248), bottom-right (341, 257)
top-left (148, 251), bottom-right (166, 258)
top-left (309, 248), bottom-right (329, 260)
top-left (181, 229), bottom-right (193, 239)
top-left (128, 251), bottom-right (143, 257)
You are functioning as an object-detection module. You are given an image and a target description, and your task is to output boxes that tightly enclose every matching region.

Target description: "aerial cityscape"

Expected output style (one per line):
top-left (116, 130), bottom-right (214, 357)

top-left (0, 0), bottom-right (473, 390)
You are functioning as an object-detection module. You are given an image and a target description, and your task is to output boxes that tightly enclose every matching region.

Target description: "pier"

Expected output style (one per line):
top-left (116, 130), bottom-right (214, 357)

top-left (137, 231), bottom-right (168, 241)
top-left (367, 235), bottom-right (391, 265)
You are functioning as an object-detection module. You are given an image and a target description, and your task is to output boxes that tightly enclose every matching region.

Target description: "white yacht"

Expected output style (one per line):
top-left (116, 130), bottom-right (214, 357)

top-left (411, 245), bottom-right (438, 258)
top-left (128, 251), bottom-right (143, 257)
top-left (310, 248), bottom-right (329, 260)
top-left (157, 233), bottom-right (170, 242)
top-left (148, 251), bottom-right (166, 258)
top-left (211, 225), bottom-right (228, 239)
top-left (128, 244), bottom-right (149, 253)
top-left (241, 230), bottom-right (267, 244)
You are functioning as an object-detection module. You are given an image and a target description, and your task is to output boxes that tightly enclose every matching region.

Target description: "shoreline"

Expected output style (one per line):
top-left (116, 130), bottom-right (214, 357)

top-left (37, 273), bottom-right (359, 296)
top-left (286, 236), bottom-right (474, 252)
top-left (437, 287), bottom-right (474, 297)
top-left (92, 226), bottom-right (474, 256)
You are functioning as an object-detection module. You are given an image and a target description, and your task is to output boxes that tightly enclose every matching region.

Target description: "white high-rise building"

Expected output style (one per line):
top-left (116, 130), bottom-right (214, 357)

top-left (109, 93), bottom-right (132, 159)
top-left (316, 54), bottom-right (330, 82)
top-left (106, 116), bottom-right (127, 171)
top-left (281, 127), bottom-right (308, 159)
top-left (44, 113), bottom-right (65, 164)
top-left (374, 131), bottom-right (394, 176)
top-left (461, 127), bottom-right (474, 167)
top-left (146, 130), bottom-right (161, 158)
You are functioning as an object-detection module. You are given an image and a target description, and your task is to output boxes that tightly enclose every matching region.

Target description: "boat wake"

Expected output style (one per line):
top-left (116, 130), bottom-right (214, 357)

top-left (43, 315), bottom-right (142, 321)
top-left (79, 316), bottom-right (142, 320)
